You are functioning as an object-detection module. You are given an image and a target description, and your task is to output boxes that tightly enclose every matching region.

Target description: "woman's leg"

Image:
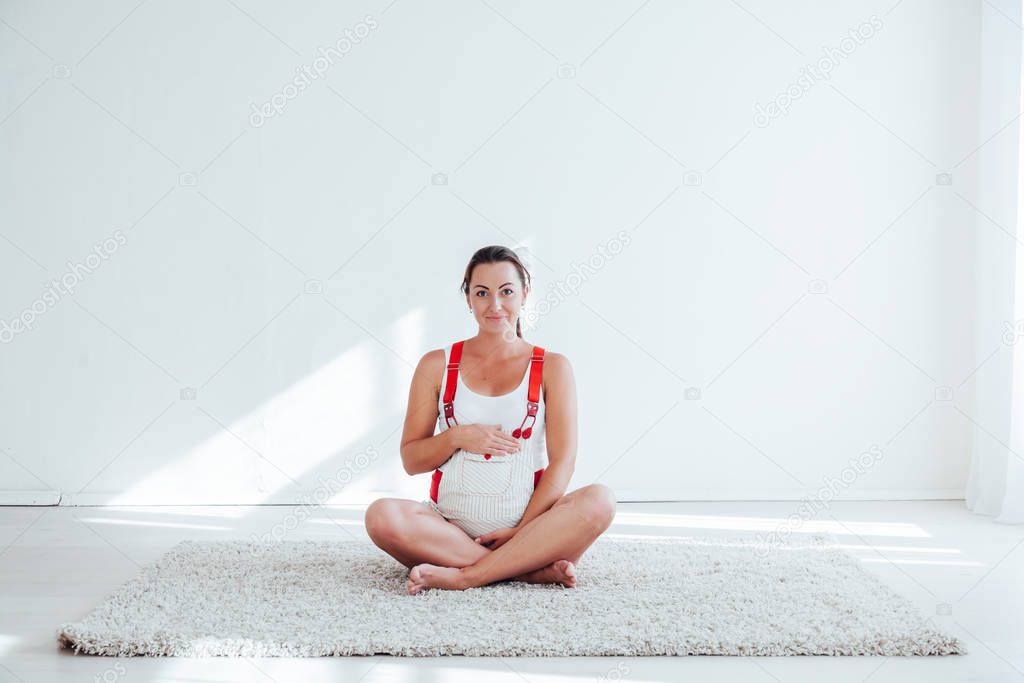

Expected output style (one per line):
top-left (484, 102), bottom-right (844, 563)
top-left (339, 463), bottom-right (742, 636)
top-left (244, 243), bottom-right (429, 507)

top-left (364, 499), bottom-right (489, 567)
top-left (363, 498), bottom-right (573, 584)
top-left (406, 483), bottom-right (617, 593)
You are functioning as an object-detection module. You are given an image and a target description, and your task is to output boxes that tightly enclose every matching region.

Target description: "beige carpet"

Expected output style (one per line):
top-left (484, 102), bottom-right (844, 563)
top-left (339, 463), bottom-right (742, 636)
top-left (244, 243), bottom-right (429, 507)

top-left (56, 534), bottom-right (965, 656)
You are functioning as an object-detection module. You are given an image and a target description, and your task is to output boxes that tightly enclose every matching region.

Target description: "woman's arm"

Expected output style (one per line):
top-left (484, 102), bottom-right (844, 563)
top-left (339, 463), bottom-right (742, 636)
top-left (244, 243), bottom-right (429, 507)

top-left (515, 352), bottom-right (577, 528)
top-left (399, 350), bottom-right (460, 476)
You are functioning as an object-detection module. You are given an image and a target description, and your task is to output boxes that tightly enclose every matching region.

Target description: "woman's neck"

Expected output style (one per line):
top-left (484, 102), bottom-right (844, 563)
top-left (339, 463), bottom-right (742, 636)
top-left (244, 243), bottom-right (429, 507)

top-left (466, 333), bottom-right (527, 360)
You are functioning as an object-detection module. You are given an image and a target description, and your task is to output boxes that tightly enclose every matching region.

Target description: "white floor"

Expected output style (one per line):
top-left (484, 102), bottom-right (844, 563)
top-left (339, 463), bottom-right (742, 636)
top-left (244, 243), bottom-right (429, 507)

top-left (0, 500), bottom-right (1021, 682)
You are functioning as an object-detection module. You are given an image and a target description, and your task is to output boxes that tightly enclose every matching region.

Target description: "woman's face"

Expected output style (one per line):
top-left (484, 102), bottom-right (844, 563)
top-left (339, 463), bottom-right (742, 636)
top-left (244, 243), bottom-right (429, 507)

top-left (467, 261), bottom-right (527, 336)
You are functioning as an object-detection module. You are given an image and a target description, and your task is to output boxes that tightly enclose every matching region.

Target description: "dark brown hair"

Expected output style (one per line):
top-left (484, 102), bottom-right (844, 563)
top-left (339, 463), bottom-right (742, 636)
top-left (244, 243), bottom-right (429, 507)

top-left (460, 246), bottom-right (532, 338)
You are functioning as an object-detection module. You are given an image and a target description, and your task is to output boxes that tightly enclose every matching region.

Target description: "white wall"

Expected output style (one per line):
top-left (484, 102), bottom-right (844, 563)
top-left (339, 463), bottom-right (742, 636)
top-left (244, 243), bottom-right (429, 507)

top-left (0, 0), bottom-right (1006, 505)
top-left (966, 0), bottom-right (1024, 514)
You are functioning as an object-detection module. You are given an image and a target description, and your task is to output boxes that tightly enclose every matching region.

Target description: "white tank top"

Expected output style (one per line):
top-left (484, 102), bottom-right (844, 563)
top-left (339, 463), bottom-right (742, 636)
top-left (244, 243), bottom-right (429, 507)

top-left (430, 341), bottom-right (548, 534)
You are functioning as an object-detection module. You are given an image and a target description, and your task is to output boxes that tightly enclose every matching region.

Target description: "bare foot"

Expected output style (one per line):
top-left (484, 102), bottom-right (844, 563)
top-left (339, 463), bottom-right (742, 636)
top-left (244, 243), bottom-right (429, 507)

top-left (515, 559), bottom-right (577, 588)
top-left (407, 563), bottom-right (466, 595)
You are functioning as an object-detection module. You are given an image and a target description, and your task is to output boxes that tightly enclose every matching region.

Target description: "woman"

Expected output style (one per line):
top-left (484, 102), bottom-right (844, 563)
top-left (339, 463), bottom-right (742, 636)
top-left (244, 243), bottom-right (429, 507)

top-left (364, 245), bottom-right (617, 595)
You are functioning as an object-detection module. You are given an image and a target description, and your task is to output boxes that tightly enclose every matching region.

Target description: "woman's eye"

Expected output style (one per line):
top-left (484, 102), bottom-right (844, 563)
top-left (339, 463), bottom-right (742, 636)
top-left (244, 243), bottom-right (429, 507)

top-left (502, 288), bottom-right (513, 296)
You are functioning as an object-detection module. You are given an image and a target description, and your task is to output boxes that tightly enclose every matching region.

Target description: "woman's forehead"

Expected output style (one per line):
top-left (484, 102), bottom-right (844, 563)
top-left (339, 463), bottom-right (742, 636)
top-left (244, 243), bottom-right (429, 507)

top-left (471, 262), bottom-right (519, 284)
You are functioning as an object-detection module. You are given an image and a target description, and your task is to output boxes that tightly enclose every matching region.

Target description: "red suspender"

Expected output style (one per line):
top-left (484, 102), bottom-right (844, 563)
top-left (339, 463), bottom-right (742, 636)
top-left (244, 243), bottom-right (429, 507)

top-left (526, 346), bottom-right (546, 488)
top-left (434, 340), bottom-right (464, 502)
top-left (513, 346), bottom-right (544, 439)
top-left (441, 340), bottom-right (464, 429)
top-left (429, 468), bottom-right (442, 503)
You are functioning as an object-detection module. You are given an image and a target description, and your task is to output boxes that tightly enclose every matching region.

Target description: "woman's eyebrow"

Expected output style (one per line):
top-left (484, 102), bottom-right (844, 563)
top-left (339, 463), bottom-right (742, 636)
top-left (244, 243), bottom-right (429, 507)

top-left (473, 282), bottom-right (513, 290)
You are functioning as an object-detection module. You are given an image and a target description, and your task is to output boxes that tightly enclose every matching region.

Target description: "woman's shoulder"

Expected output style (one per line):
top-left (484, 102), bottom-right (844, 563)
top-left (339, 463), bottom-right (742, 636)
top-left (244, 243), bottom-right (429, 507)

top-left (422, 347), bottom-right (447, 366)
top-left (415, 348), bottom-right (447, 386)
top-left (538, 349), bottom-right (573, 405)
top-left (534, 344), bottom-right (568, 365)
top-left (539, 348), bottom-right (572, 382)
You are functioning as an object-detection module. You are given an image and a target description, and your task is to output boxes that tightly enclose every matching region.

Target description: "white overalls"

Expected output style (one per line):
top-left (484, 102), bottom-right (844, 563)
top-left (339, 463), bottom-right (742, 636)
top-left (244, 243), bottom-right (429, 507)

top-left (422, 340), bottom-right (548, 539)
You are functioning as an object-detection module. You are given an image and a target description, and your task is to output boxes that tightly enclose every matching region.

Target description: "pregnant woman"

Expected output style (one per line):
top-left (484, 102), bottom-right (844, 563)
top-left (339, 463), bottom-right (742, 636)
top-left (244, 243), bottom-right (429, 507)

top-left (364, 245), bottom-right (616, 595)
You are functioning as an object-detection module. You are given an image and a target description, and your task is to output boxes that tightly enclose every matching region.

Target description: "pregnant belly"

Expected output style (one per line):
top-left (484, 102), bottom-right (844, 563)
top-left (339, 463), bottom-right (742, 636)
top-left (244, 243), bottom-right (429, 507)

top-left (429, 450), bottom-right (545, 510)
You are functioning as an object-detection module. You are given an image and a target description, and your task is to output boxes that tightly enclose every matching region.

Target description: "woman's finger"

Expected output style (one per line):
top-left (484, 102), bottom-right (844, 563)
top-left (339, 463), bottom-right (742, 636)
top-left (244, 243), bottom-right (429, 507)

top-left (488, 438), bottom-right (514, 454)
top-left (492, 431), bottom-right (519, 448)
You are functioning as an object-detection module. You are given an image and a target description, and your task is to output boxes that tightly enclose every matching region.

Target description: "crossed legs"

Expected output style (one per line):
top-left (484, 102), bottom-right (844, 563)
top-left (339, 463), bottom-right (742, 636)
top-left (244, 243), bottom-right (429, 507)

top-left (364, 483), bottom-right (616, 593)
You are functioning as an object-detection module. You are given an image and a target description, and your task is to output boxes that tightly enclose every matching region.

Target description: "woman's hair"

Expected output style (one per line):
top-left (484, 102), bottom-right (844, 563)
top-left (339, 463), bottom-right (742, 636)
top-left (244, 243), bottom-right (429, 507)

top-left (460, 245), bottom-right (532, 338)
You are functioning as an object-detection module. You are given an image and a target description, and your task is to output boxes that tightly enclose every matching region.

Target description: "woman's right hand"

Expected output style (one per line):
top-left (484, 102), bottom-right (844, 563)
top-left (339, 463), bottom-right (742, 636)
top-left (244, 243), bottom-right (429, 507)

top-left (451, 424), bottom-right (520, 455)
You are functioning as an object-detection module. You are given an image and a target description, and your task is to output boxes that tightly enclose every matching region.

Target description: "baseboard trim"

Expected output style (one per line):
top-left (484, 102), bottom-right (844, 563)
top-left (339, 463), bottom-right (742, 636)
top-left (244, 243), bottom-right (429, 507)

top-left (0, 490), bottom-right (61, 505)
top-left (608, 489), bottom-right (966, 502)
top-left (38, 488), bottom-right (967, 506)
top-left (60, 492), bottom-right (301, 506)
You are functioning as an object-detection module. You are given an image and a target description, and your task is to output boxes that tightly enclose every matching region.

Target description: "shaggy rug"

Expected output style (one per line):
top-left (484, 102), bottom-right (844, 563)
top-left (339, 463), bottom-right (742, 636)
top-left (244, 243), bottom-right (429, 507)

top-left (56, 534), bottom-right (965, 657)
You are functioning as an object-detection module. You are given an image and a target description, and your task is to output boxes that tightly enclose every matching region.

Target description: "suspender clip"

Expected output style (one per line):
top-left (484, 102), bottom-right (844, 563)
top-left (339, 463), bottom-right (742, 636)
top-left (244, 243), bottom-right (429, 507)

top-left (443, 401), bottom-right (457, 427)
top-left (513, 401), bottom-right (539, 439)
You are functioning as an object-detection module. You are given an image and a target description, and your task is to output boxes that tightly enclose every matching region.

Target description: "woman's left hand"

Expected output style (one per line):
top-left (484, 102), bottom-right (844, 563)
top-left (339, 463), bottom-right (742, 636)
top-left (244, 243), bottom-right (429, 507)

top-left (475, 526), bottom-right (518, 549)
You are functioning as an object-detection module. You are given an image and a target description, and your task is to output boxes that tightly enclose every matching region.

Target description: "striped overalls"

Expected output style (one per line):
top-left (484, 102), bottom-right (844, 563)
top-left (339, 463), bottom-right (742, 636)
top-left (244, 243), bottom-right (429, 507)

top-left (422, 340), bottom-right (547, 538)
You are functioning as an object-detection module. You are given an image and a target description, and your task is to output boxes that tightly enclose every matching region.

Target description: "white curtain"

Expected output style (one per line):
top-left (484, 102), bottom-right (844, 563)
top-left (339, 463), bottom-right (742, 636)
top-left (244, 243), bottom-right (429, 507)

top-left (965, 0), bottom-right (1024, 523)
